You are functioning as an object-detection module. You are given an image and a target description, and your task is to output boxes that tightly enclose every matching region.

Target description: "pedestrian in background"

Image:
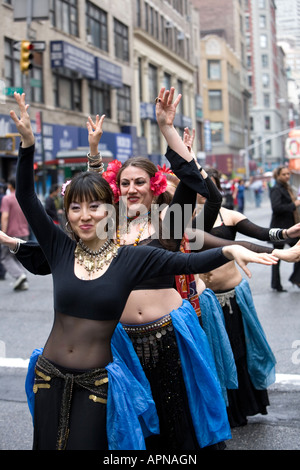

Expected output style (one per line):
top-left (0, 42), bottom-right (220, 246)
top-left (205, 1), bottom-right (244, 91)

top-left (0, 182), bottom-right (7, 280)
top-left (0, 177), bottom-right (29, 290)
top-left (45, 184), bottom-right (63, 225)
top-left (236, 179), bottom-right (246, 213)
top-left (270, 165), bottom-right (300, 291)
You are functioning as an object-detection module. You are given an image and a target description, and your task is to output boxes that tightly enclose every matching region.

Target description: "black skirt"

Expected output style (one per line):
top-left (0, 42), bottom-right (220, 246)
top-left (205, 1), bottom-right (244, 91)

top-left (32, 356), bottom-right (108, 450)
top-left (215, 290), bottom-right (269, 427)
top-left (123, 315), bottom-right (225, 451)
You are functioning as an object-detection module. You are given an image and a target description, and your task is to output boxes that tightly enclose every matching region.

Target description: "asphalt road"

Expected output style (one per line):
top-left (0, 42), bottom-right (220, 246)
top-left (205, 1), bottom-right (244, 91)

top-left (0, 193), bottom-right (300, 452)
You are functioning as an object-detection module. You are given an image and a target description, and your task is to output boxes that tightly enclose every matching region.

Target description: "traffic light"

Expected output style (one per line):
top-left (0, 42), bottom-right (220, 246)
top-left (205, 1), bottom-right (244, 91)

top-left (20, 40), bottom-right (34, 73)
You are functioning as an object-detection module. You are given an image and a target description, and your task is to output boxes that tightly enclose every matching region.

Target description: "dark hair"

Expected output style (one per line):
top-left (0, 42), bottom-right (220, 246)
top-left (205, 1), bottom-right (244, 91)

top-left (63, 172), bottom-right (115, 241)
top-left (206, 168), bottom-right (222, 191)
top-left (49, 184), bottom-right (59, 194)
top-left (8, 178), bottom-right (16, 189)
top-left (273, 165), bottom-right (289, 180)
top-left (117, 156), bottom-right (176, 251)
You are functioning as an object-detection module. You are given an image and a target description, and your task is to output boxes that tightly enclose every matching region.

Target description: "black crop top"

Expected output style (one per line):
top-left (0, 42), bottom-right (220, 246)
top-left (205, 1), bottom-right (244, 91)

top-left (16, 147), bottom-right (215, 291)
top-left (15, 144), bottom-right (229, 321)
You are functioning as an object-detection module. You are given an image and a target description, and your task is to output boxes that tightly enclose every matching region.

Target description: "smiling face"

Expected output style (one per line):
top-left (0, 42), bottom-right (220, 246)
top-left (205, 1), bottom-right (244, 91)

top-left (119, 166), bottom-right (153, 217)
top-left (67, 199), bottom-right (108, 245)
top-left (63, 172), bottom-right (113, 247)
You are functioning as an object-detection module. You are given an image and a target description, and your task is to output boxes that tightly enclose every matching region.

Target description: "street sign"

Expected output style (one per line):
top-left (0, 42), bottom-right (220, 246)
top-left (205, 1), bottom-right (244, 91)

top-left (31, 41), bottom-right (46, 52)
top-left (4, 87), bottom-right (23, 96)
top-left (14, 40), bottom-right (46, 52)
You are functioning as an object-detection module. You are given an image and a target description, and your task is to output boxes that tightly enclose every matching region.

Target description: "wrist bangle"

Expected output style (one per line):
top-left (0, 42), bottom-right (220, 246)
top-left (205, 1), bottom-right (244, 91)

top-left (87, 152), bottom-right (102, 162)
top-left (9, 237), bottom-right (24, 254)
top-left (269, 228), bottom-right (284, 242)
top-left (286, 229), bottom-right (289, 238)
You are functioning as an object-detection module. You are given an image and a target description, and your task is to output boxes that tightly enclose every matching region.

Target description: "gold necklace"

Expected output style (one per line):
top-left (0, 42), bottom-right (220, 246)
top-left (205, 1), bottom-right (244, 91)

top-left (116, 219), bottom-right (149, 247)
top-left (75, 239), bottom-right (119, 278)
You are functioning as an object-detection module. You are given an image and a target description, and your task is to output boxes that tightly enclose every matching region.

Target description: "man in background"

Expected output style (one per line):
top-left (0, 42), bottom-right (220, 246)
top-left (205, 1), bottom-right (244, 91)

top-left (0, 178), bottom-right (29, 290)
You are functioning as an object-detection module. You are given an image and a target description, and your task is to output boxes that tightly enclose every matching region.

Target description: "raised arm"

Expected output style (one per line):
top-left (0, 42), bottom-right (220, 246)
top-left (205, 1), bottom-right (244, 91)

top-left (10, 93), bottom-right (65, 261)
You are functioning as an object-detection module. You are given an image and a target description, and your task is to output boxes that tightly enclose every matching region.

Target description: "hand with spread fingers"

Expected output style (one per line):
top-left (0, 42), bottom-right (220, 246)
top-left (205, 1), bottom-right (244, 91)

top-left (86, 114), bottom-right (106, 156)
top-left (10, 92), bottom-right (34, 148)
top-left (155, 86), bottom-right (181, 130)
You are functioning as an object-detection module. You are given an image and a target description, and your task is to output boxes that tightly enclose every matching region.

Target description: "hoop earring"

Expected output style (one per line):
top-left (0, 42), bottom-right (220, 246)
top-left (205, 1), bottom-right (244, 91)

top-left (65, 220), bottom-right (73, 234)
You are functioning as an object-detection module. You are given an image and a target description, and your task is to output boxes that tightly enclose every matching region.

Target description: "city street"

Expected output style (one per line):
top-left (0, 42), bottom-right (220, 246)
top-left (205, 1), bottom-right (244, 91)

top-left (0, 193), bottom-right (300, 451)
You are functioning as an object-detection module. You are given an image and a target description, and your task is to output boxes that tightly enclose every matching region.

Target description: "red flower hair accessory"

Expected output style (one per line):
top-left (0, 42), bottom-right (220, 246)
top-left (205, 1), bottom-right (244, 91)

top-left (157, 163), bottom-right (174, 175)
top-left (102, 159), bottom-right (122, 203)
top-left (150, 171), bottom-right (168, 196)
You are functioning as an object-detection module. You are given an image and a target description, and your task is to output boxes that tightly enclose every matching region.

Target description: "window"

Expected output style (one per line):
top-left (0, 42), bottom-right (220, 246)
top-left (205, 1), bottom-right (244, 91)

top-left (265, 115), bottom-right (270, 130)
top-left (150, 121), bottom-right (161, 153)
top-left (177, 79), bottom-right (184, 114)
top-left (117, 85), bottom-right (132, 123)
top-left (148, 64), bottom-right (158, 102)
top-left (260, 34), bottom-right (268, 48)
top-left (4, 38), bottom-right (44, 103)
top-left (259, 15), bottom-right (266, 28)
top-left (136, 0), bottom-right (141, 27)
top-left (208, 60), bottom-right (221, 80)
top-left (53, 69), bottom-right (81, 111)
top-left (163, 72), bottom-right (171, 90)
top-left (114, 19), bottom-right (129, 62)
top-left (50, 0), bottom-right (79, 37)
top-left (4, 38), bottom-right (23, 89)
top-left (263, 93), bottom-right (270, 107)
top-left (209, 90), bottom-right (222, 110)
top-left (262, 54), bottom-right (269, 67)
top-left (211, 122), bottom-right (224, 144)
top-left (89, 81), bottom-right (111, 117)
top-left (259, 0), bottom-right (266, 8)
top-left (262, 73), bottom-right (269, 87)
top-left (86, 2), bottom-right (108, 51)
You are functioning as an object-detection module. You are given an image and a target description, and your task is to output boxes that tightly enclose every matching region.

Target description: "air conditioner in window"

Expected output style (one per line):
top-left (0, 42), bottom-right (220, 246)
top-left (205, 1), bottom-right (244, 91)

top-left (177, 32), bottom-right (185, 40)
top-left (165, 20), bottom-right (173, 28)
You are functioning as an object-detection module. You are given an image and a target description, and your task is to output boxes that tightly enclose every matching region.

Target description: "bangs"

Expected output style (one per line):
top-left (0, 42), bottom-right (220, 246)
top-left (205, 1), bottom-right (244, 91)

top-left (64, 172), bottom-right (113, 209)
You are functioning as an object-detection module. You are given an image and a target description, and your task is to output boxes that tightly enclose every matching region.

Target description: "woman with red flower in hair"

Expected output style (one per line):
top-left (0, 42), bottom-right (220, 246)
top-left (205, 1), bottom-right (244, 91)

top-left (6, 88), bottom-right (232, 450)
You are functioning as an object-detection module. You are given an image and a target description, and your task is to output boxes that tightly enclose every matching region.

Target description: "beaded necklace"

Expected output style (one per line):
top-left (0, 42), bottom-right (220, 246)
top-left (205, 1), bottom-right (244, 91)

top-left (116, 217), bottom-right (149, 247)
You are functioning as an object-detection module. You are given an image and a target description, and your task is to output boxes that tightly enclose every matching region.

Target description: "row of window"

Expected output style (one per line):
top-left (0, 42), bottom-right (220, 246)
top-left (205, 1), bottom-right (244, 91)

top-left (48, 0), bottom-right (191, 62)
top-left (4, 37), bottom-right (132, 119)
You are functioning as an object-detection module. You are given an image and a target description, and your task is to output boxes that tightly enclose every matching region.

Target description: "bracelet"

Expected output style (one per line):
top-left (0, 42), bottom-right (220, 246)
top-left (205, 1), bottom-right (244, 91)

top-left (9, 237), bottom-right (25, 254)
top-left (87, 152), bottom-right (104, 174)
top-left (87, 162), bottom-right (104, 174)
top-left (269, 228), bottom-right (284, 242)
top-left (87, 152), bottom-right (102, 162)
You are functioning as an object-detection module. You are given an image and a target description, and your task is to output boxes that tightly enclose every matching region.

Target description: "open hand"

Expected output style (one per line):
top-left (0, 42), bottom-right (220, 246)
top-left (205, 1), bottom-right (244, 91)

top-left (155, 87), bottom-right (181, 129)
top-left (273, 240), bottom-right (300, 263)
top-left (86, 114), bottom-right (105, 155)
top-left (223, 245), bottom-right (278, 278)
top-left (183, 127), bottom-right (195, 151)
top-left (10, 92), bottom-right (34, 147)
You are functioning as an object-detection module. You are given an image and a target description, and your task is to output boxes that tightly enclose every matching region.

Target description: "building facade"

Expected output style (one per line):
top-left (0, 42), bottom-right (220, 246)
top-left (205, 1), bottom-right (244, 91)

top-left (246, 0), bottom-right (288, 168)
top-left (0, 0), bottom-right (200, 192)
top-left (191, 0), bottom-right (251, 176)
